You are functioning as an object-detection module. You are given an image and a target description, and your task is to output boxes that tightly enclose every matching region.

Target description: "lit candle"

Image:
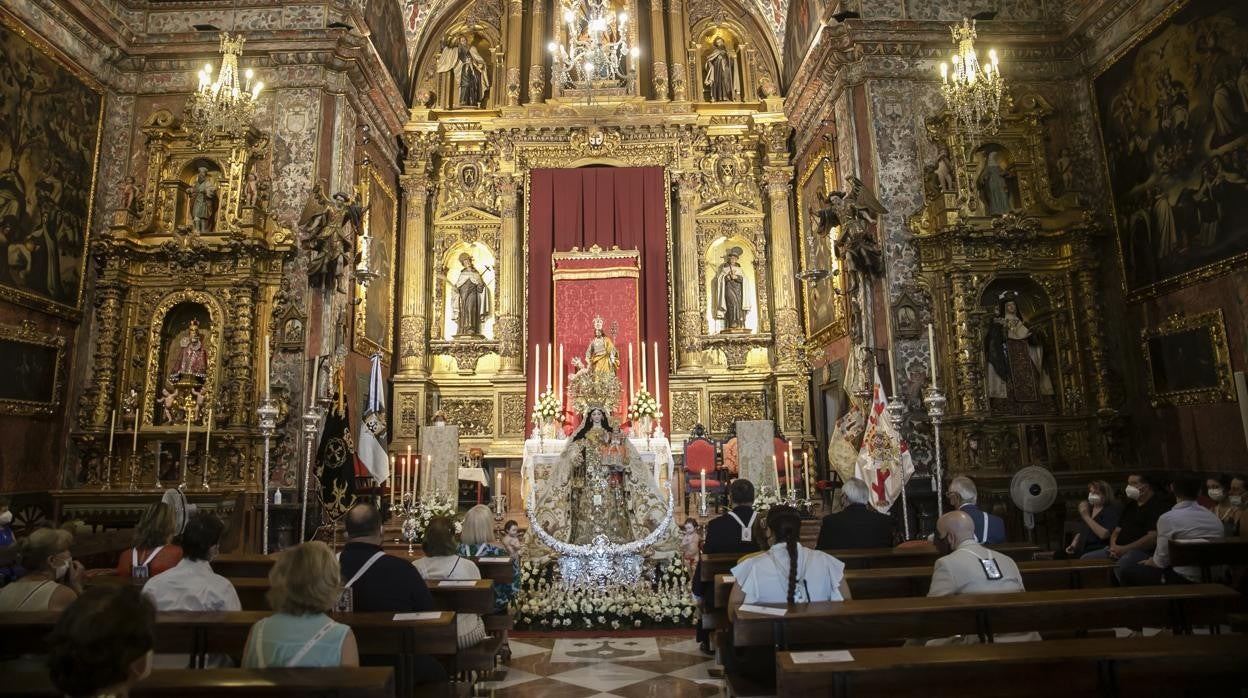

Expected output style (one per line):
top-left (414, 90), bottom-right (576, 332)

top-left (940, 62), bottom-right (948, 84)
top-left (309, 357), bottom-right (319, 408)
top-left (406, 444), bottom-right (413, 497)
top-left (804, 451), bottom-right (811, 500)
top-left (628, 343), bottom-right (635, 397)
top-left (204, 408), bottom-right (213, 465)
top-left (700, 469), bottom-right (707, 497)
top-left (640, 342), bottom-right (647, 392)
top-left (389, 454), bottom-right (396, 509)
top-left (107, 409), bottom-right (116, 457)
top-left (546, 342), bottom-right (553, 392)
top-left (928, 323), bottom-right (938, 386)
top-left (414, 455), bottom-right (421, 497)
top-left (653, 342), bottom-right (661, 408)
top-left (533, 344), bottom-right (540, 402)
top-left (264, 338), bottom-right (271, 400)
top-left (132, 399), bottom-right (141, 454)
top-left (786, 452), bottom-right (793, 498)
top-left (772, 455), bottom-right (780, 490)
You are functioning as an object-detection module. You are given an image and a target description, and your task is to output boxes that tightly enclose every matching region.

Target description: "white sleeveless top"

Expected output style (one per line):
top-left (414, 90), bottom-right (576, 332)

top-left (0, 579), bottom-right (59, 611)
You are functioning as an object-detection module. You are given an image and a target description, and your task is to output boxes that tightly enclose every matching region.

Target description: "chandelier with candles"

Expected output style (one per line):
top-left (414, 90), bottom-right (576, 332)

top-left (548, 0), bottom-right (638, 92)
top-left (938, 19), bottom-right (1005, 143)
top-left (184, 33), bottom-right (263, 150)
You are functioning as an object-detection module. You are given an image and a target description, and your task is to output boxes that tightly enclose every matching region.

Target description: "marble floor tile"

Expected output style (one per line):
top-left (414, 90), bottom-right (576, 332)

top-left (551, 637), bottom-right (661, 663)
top-left (547, 662), bottom-right (662, 693)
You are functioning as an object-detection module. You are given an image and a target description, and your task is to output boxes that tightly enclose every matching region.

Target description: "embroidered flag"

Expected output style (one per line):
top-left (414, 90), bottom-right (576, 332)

top-left (355, 353), bottom-right (390, 483)
top-left (853, 367), bottom-right (914, 513)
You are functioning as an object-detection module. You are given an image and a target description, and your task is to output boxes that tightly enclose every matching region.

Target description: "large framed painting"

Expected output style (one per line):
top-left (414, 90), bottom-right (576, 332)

top-left (1141, 310), bottom-right (1234, 407)
top-left (0, 320), bottom-right (66, 415)
top-left (782, 0), bottom-right (826, 86)
top-left (353, 164), bottom-right (397, 363)
top-left (796, 148), bottom-right (844, 345)
top-left (1094, 0), bottom-right (1248, 298)
top-left (0, 10), bottom-right (105, 318)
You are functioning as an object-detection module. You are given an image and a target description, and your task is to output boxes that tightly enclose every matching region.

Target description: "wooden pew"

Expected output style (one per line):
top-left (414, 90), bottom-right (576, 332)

top-left (699, 543), bottom-right (1041, 583)
top-left (776, 635), bottom-right (1248, 698)
top-left (1170, 537), bottom-right (1248, 583)
top-left (712, 559), bottom-right (1117, 607)
top-left (3, 668), bottom-right (396, 698)
top-left (211, 553), bottom-right (276, 578)
top-left (729, 584), bottom-right (1238, 649)
top-left (0, 611), bottom-right (457, 697)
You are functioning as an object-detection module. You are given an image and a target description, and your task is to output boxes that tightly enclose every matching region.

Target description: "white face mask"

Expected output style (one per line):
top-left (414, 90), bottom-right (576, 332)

top-left (0, 511), bottom-right (11, 526)
top-left (1125, 485), bottom-right (1141, 500)
top-left (1087, 494), bottom-right (1102, 506)
top-left (1230, 495), bottom-right (1244, 507)
top-left (53, 557), bottom-right (70, 580)
top-left (1208, 488), bottom-right (1224, 502)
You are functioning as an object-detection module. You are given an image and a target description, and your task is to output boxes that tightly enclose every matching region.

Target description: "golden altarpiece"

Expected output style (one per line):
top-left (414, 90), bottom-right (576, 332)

top-left (911, 94), bottom-right (1117, 473)
top-left (391, 0), bottom-right (812, 456)
top-left (66, 109), bottom-right (291, 526)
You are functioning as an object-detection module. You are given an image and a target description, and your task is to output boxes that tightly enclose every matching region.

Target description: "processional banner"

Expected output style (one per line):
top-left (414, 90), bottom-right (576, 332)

top-left (552, 246), bottom-right (640, 426)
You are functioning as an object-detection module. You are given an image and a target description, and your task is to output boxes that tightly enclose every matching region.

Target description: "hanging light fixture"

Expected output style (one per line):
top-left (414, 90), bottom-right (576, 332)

top-left (184, 32), bottom-right (262, 149)
top-left (549, 0), bottom-right (635, 97)
top-left (938, 19), bottom-right (1005, 142)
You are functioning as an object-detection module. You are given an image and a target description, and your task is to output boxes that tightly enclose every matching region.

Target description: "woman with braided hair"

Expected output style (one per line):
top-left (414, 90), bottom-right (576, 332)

top-left (731, 505), bottom-right (851, 607)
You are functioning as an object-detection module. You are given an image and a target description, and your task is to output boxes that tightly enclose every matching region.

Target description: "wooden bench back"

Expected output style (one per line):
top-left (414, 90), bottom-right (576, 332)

top-left (2, 668), bottom-right (395, 698)
top-left (776, 634), bottom-right (1248, 698)
top-left (700, 543), bottom-right (1041, 581)
top-left (1170, 537), bottom-right (1248, 582)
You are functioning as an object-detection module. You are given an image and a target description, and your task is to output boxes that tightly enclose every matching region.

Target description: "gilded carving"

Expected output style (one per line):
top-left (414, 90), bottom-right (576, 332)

top-left (670, 63), bottom-right (688, 101)
top-left (494, 313), bottom-right (522, 359)
top-left (398, 393), bottom-right (420, 438)
top-left (698, 137), bottom-right (759, 208)
top-left (703, 333), bottom-right (770, 370)
top-left (440, 398), bottom-right (494, 436)
top-left (782, 383), bottom-right (806, 437)
top-left (506, 67), bottom-right (521, 106)
top-left (429, 338), bottom-right (500, 374)
top-left (652, 61), bottom-right (669, 100)
top-left (400, 315), bottom-right (427, 362)
top-left (670, 390), bottom-right (701, 434)
top-left (772, 307), bottom-right (803, 366)
top-left (709, 390), bottom-right (764, 434)
top-left (499, 392), bottom-right (528, 436)
top-left (528, 65), bottom-right (545, 103)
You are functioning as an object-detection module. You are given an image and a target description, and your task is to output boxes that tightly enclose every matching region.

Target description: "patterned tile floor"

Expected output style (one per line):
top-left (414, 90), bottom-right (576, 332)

top-left (477, 636), bottom-right (726, 697)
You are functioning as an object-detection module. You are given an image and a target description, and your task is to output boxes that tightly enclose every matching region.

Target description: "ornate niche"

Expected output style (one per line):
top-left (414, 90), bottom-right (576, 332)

top-left (428, 197), bottom-right (501, 373)
top-left (911, 94), bottom-right (1116, 474)
top-left (697, 200), bottom-right (770, 369)
top-left (414, 0), bottom-right (504, 111)
top-left (72, 110), bottom-right (292, 491)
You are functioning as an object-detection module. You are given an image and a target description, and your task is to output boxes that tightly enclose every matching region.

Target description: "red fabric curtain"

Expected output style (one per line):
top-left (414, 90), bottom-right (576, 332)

top-left (528, 167), bottom-right (670, 433)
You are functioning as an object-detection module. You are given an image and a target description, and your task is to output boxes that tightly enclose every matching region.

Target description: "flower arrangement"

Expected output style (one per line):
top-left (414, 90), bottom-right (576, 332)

top-left (627, 389), bottom-right (662, 422)
top-left (403, 491), bottom-right (460, 542)
top-left (510, 556), bottom-right (698, 631)
top-left (752, 484), bottom-right (782, 513)
top-left (531, 390), bottom-right (563, 426)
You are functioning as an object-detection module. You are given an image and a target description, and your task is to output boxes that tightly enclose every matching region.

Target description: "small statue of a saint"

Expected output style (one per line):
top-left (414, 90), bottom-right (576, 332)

top-left (985, 293), bottom-right (1054, 404)
top-left (118, 176), bottom-right (140, 217)
top-left (437, 35), bottom-right (489, 108)
top-left (242, 172), bottom-right (260, 207)
top-left (169, 319), bottom-right (209, 383)
top-left (713, 246), bottom-right (752, 332)
top-left (301, 182), bottom-right (365, 294)
top-left (978, 150), bottom-right (1013, 215)
top-left (704, 36), bottom-right (738, 102)
top-left (451, 252), bottom-right (490, 337)
top-left (187, 167), bottom-right (217, 235)
top-left (585, 315), bottom-right (618, 375)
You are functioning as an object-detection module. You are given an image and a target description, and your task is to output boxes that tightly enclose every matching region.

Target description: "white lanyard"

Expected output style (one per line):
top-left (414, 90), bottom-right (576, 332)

top-left (343, 551), bottom-right (386, 589)
top-left (728, 511), bottom-right (757, 543)
top-left (132, 546), bottom-right (164, 568)
top-left (979, 512), bottom-right (989, 544)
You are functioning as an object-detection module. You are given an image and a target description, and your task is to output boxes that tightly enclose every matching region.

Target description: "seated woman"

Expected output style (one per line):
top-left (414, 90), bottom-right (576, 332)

top-left (1204, 475), bottom-right (1241, 537)
top-left (47, 586), bottom-right (155, 698)
top-left (1066, 480), bottom-right (1120, 557)
top-left (457, 505), bottom-right (519, 611)
top-left (116, 503), bottom-right (183, 579)
top-left (243, 542), bottom-right (359, 668)
top-left (414, 516), bottom-right (487, 649)
top-left (0, 527), bottom-right (83, 611)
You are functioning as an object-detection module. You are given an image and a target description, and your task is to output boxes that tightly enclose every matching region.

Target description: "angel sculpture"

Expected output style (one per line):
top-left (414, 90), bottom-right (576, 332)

top-left (300, 182), bottom-right (367, 294)
top-left (810, 175), bottom-right (888, 294)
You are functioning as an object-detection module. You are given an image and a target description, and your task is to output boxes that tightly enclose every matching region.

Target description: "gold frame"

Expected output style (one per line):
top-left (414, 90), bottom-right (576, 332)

top-left (142, 290), bottom-right (225, 427)
top-left (795, 145), bottom-right (845, 346)
top-left (1089, 0), bottom-right (1248, 301)
top-left (1141, 310), bottom-right (1234, 407)
top-left (0, 8), bottom-right (105, 319)
top-left (0, 320), bottom-right (66, 415)
top-left (353, 163), bottom-right (398, 364)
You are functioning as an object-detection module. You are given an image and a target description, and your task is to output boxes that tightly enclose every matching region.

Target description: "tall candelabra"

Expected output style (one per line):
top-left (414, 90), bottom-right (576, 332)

top-left (923, 385), bottom-right (948, 517)
top-left (257, 397), bottom-right (279, 554)
top-left (300, 405), bottom-right (325, 543)
top-left (886, 395), bottom-right (911, 540)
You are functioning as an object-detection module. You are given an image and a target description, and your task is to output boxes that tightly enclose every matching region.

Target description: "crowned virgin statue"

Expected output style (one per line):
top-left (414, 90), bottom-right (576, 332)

top-left (585, 315), bottom-right (618, 375)
top-left (528, 406), bottom-right (674, 554)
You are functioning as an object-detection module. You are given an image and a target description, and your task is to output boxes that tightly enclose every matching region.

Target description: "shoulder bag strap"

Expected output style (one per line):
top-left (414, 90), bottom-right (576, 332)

top-left (253, 620), bottom-right (268, 669)
top-left (286, 620), bottom-right (337, 667)
top-left (343, 551), bottom-right (386, 589)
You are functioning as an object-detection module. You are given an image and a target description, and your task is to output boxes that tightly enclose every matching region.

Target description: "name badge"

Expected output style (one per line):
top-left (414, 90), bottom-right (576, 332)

top-left (979, 557), bottom-right (1003, 581)
top-left (741, 527), bottom-right (752, 542)
top-left (335, 587), bottom-right (355, 612)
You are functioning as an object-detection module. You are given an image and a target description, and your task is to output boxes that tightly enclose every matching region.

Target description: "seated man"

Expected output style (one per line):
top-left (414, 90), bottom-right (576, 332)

top-left (1121, 475), bottom-right (1224, 586)
top-left (1083, 473), bottom-right (1170, 580)
top-left (816, 478), bottom-right (893, 550)
top-left (946, 476), bottom-right (1005, 544)
top-left (694, 478), bottom-right (760, 653)
top-left (928, 510), bottom-right (1035, 644)
top-left (141, 512), bottom-right (239, 612)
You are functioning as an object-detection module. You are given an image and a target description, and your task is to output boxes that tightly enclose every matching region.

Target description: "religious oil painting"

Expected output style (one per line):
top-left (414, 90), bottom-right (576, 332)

top-left (1142, 310), bottom-right (1233, 407)
top-left (797, 149), bottom-right (843, 343)
top-left (783, 0), bottom-right (826, 86)
top-left (0, 322), bottom-right (65, 415)
top-left (353, 164), bottom-right (397, 363)
top-left (1094, 0), bottom-right (1248, 296)
top-left (0, 10), bottom-right (105, 317)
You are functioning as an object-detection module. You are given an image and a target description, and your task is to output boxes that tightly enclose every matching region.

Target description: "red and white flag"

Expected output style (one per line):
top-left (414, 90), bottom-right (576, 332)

top-left (853, 367), bottom-right (914, 513)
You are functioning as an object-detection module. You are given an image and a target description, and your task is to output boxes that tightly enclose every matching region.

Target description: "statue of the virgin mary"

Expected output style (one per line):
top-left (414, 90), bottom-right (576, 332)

top-left (528, 405), bottom-right (674, 554)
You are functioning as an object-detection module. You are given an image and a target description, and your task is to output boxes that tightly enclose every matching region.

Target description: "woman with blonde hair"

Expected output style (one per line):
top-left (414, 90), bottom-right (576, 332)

top-left (243, 541), bottom-right (359, 668)
top-left (0, 527), bottom-right (83, 611)
top-left (415, 516), bottom-right (487, 648)
top-left (116, 502), bottom-right (183, 579)
top-left (1068, 480), bottom-right (1121, 558)
top-left (458, 505), bottom-right (519, 610)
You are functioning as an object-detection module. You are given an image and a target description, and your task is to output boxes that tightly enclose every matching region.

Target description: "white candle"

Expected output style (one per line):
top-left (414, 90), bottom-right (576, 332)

top-left (533, 344), bottom-right (540, 401)
top-left (414, 455), bottom-right (421, 496)
top-left (107, 409), bottom-right (116, 456)
top-left (928, 323), bottom-right (938, 386)
top-left (406, 445), bottom-right (412, 497)
top-left (772, 455), bottom-right (780, 490)
top-left (264, 339), bottom-right (271, 400)
top-left (786, 452), bottom-right (793, 497)
top-left (204, 408), bottom-right (213, 464)
top-left (804, 451), bottom-right (811, 500)
top-left (546, 342), bottom-right (553, 392)
top-left (184, 410), bottom-right (192, 480)
top-left (628, 343), bottom-right (635, 397)
top-left (653, 342), bottom-right (661, 407)
top-left (309, 357), bottom-right (319, 408)
top-left (389, 454), bottom-right (396, 509)
top-left (700, 469), bottom-right (707, 496)
top-left (557, 344), bottom-right (564, 397)
top-left (641, 342), bottom-right (647, 391)
top-left (132, 401), bottom-right (140, 454)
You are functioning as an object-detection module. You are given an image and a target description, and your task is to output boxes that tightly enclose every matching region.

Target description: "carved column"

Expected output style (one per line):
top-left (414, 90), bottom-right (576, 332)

top-left (1076, 266), bottom-right (1113, 414)
top-left (526, 0), bottom-right (548, 103)
top-left (764, 167), bottom-right (800, 369)
top-left (229, 281), bottom-right (257, 427)
top-left (649, 0), bottom-right (669, 100)
top-left (504, 0), bottom-right (524, 106)
top-left (496, 175), bottom-right (523, 374)
top-left (85, 282), bottom-right (125, 428)
top-left (399, 170), bottom-right (433, 377)
top-left (674, 172), bottom-right (702, 370)
top-left (666, 0), bottom-right (690, 101)
top-left (949, 271), bottom-right (984, 415)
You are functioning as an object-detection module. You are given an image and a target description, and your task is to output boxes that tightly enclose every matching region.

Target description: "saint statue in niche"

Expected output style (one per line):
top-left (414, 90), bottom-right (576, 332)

top-left (169, 319), bottom-right (209, 383)
top-left (713, 246), bottom-right (752, 332)
top-left (585, 315), bottom-right (619, 375)
top-left (704, 36), bottom-right (738, 102)
top-left (437, 35), bottom-right (489, 108)
top-left (451, 252), bottom-right (490, 337)
top-left (984, 293), bottom-right (1054, 404)
top-left (187, 167), bottom-right (218, 235)
top-left (978, 150), bottom-right (1014, 216)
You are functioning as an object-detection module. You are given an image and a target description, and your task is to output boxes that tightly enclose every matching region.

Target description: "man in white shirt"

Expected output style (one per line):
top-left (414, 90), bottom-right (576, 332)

top-left (142, 512), bottom-right (240, 612)
top-left (1122, 475), bottom-right (1224, 586)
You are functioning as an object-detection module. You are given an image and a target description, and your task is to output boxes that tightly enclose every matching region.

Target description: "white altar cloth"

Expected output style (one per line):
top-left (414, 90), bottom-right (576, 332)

top-left (521, 436), bottom-right (675, 503)
top-left (458, 467), bottom-right (487, 486)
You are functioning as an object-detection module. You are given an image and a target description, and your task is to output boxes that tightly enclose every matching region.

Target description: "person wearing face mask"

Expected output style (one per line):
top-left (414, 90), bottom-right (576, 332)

top-left (1064, 480), bottom-right (1121, 558)
top-left (1082, 473), bottom-right (1169, 580)
top-left (1203, 475), bottom-right (1240, 536)
top-left (0, 527), bottom-right (83, 611)
top-left (1121, 475), bottom-right (1224, 586)
top-left (47, 585), bottom-right (156, 698)
top-left (1228, 475), bottom-right (1247, 537)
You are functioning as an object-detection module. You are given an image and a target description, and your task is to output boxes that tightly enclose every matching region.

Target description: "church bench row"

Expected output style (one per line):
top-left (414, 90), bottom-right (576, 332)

top-left (1170, 537), bottom-right (1248, 583)
top-left (775, 634), bottom-right (1248, 698)
top-left (698, 543), bottom-right (1042, 582)
top-left (728, 584), bottom-right (1238, 649)
top-left (712, 558), bottom-right (1118, 607)
top-left (0, 611), bottom-right (457, 696)
top-left (1, 667), bottom-right (399, 698)
top-left (210, 554), bottom-right (515, 586)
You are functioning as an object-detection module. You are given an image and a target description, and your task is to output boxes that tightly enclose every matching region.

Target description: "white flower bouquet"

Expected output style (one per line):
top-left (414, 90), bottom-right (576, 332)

top-left (531, 390), bottom-right (563, 425)
top-left (627, 389), bottom-right (662, 421)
